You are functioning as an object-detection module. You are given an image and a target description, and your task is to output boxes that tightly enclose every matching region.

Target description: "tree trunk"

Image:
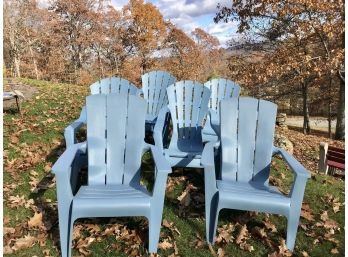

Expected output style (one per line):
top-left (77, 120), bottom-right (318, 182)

top-left (328, 76), bottom-right (332, 138)
top-left (302, 82), bottom-right (311, 134)
top-left (14, 57), bottom-right (21, 78)
top-left (328, 102), bottom-right (332, 139)
top-left (26, 29), bottom-right (39, 79)
top-left (335, 73), bottom-right (345, 140)
top-left (28, 45), bottom-right (39, 79)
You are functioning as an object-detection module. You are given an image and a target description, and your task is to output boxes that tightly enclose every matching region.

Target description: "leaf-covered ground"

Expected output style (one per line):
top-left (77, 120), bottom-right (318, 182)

top-left (3, 78), bottom-right (345, 257)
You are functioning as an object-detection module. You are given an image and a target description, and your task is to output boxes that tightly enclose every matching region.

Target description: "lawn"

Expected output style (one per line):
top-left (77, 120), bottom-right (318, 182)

top-left (3, 78), bottom-right (345, 257)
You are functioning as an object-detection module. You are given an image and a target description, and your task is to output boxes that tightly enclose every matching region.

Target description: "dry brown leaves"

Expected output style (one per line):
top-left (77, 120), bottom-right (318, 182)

top-left (276, 127), bottom-right (344, 172)
top-left (301, 203), bottom-right (314, 221)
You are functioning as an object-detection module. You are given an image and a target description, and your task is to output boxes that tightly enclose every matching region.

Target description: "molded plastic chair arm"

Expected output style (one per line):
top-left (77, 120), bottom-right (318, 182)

top-left (153, 107), bottom-right (170, 152)
top-left (142, 143), bottom-right (151, 155)
top-left (273, 146), bottom-right (310, 208)
top-left (209, 109), bottom-right (219, 127)
top-left (204, 109), bottom-right (220, 137)
top-left (201, 142), bottom-right (216, 168)
top-left (201, 142), bottom-right (218, 193)
top-left (273, 147), bottom-right (311, 178)
top-left (52, 143), bottom-right (87, 199)
top-left (151, 145), bottom-right (171, 202)
top-left (64, 107), bottom-right (87, 147)
top-left (151, 145), bottom-right (172, 174)
top-left (52, 142), bottom-right (87, 175)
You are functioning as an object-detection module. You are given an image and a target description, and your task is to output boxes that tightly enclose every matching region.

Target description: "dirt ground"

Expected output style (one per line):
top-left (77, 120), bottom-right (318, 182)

top-left (286, 115), bottom-right (336, 131)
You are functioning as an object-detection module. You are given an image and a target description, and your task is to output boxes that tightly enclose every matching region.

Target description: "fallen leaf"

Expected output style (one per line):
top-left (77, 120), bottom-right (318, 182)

top-left (158, 239), bottom-right (173, 250)
top-left (236, 224), bottom-right (248, 244)
top-left (28, 212), bottom-right (43, 228)
top-left (320, 211), bottom-right (329, 222)
top-left (12, 235), bottom-right (36, 251)
top-left (331, 248), bottom-right (339, 254)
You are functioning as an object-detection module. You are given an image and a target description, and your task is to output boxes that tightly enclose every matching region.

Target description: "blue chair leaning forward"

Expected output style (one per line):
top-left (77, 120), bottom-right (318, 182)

top-left (154, 81), bottom-right (211, 168)
top-left (52, 93), bottom-right (171, 257)
top-left (201, 97), bottom-right (310, 251)
top-left (64, 77), bottom-right (140, 147)
top-left (202, 78), bottom-right (240, 142)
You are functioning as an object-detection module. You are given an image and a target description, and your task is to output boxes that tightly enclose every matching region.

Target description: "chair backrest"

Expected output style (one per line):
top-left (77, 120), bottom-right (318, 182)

top-left (167, 81), bottom-right (211, 152)
top-left (220, 97), bottom-right (277, 185)
top-left (142, 70), bottom-right (176, 119)
top-left (204, 79), bottom-right (240, 111)
top-left (86, 93), bottom-right (146, 186)
top-left (90, 77), bottom-right (139, 96)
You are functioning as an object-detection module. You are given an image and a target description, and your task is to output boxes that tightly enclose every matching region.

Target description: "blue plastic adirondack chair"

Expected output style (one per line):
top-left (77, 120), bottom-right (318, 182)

top-left (202, 97), bottom-right (310, 251)
top-left (64, 77), bottom-right (140, 147)
top-left (141, 70), bottom-right (176, 133)
top-left (154, 81), bottom-right (211, 168)
top-left (53, 93), bottom-right (171, 257)
top-left (202, 78), bottom-right (240, 142)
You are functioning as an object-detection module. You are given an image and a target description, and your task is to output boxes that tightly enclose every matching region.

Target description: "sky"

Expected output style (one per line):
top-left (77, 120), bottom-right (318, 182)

top-left (111, 0), bottom-right (238, 47)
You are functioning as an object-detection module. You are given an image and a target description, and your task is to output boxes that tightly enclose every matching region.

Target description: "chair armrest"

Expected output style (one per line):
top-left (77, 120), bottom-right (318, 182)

top-left (52, 142), bottom-right (87, 174)
top-left (153, 107), bottom-right (170, 151)
top-left (52, 142), bottom-right (87, 199)
top-left (272, 146), bottom-right (310, 178)
top-left (151, 145), bottom-right (171, 174)
top-left (142, 143), bottom-right (151, 155)
top-left (209, 109), bottom-right (219, 127)
top-left (151, 145), bottom-right (171, 201)
top-left (201, 142), bottom-right (216, 168)
top-left (272, 146), bottom-right (310, 208)
top-left (64, 107), bottom-right (87, 147)
top-left (201, 142), bottom-right (218, 193)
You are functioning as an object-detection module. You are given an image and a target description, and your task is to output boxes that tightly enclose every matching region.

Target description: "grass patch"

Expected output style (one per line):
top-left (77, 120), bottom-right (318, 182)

top-left (4, 78), bottom-right (344, 257)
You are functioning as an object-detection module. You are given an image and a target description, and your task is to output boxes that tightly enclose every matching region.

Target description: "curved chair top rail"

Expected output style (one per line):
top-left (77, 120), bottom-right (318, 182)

top-left (90, 77), bottom-right (140, 96)
top-left (204, 78), bottom-right (240, 111)
top-left (167, 80), bottom-right (211, 129)
top-left (141, 70), bottom-right (176, 117)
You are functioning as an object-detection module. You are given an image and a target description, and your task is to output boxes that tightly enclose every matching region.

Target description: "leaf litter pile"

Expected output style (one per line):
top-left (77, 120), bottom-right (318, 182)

top-left (3, 79), bottom-right (345, 257)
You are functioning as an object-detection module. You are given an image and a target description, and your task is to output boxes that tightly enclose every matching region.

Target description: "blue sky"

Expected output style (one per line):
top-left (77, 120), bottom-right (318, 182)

top-left (111, 0), bottom-right (238, 47)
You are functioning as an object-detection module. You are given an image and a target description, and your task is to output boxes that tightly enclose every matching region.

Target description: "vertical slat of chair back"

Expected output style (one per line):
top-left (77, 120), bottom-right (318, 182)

top-left (86, 94), bottom-right (146, 186)
top-left (90, 77), bottom-right (139, 96)
top-left (123, 96), bottom-right (147, 184)
top-left (167, 81), bottom-right (211, 141)
top-left (86, 95), bottom-right (107, 185)
top-left (204, 79), bottom-right (240, 111)
top-left (220, 98), bottom-right (238, 181)
top-left (220, 97), bottom-right (277, 183)
top-left (142, 70), bottom-right (176, 117)
top-left (236, 98), bottom-right (258, 182)
top-left (253, 100), bottom-right (277, 184)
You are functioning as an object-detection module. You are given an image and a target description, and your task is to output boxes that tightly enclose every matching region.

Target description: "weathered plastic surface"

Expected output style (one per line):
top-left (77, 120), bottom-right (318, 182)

top-left (53, 93), bottom-right (171, 257)
top-left (202, 79), bottom-right (240, 142)
top-left (141, 71), bottom-right (176, 133)
top-left (154, 81), bottom-right (211, 167)
top-left (64, 77), bottom-right (140, 147)
top-left (201, 97), bottom-right (310, 251)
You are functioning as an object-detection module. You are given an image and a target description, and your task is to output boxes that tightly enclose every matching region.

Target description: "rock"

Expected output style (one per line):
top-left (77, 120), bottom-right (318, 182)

top-left (276, 113), bottom-right (287, 128)
top-left (274, 133), bottom-right (293, 154)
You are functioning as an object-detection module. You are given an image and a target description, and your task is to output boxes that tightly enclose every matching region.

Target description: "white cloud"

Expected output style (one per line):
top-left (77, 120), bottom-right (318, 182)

top-left (111, 0), bottom-right (129, 10)
top-left (155, 0), bottom-right (229, 19)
